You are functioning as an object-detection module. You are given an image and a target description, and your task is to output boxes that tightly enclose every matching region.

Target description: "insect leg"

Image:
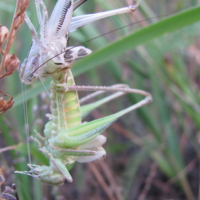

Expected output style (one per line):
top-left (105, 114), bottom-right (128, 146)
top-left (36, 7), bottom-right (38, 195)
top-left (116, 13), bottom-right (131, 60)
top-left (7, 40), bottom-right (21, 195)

top-left (67, 85), bottom-right (152, 99)
top-left (31, 136), bottom-right (42, 148)
top-left (79, 84), bottom-right (130, 104)
top-left (35, 0), bottom-right (43, 28)
top-left (35, 0), bottom-right (49, 39)
top-left (67, 85), bottom-right (152, 118)
top-left (39, 148), bottom-right (73, 182)
top-left (36, 0), bottom-right (48, 19)
top-left (24, 14), bottom-right (40, 44)
top-left (69, 5), bottom-right (138, 32)
top-left (49, 143), bottom-right (97, 156)
top-left (34, 130), bottom-right (46, 141)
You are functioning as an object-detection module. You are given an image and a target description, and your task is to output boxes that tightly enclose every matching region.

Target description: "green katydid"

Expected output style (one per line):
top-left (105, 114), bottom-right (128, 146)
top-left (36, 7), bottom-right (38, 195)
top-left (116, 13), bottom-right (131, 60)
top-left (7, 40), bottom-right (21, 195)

top-left (17, 0), bottom-right (152, 185)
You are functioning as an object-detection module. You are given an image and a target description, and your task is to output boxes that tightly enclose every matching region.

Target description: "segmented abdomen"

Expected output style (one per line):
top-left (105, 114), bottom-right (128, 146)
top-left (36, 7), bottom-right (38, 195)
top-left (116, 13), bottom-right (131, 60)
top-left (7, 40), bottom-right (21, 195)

top-left (50, 69), bottom-right (81, 136)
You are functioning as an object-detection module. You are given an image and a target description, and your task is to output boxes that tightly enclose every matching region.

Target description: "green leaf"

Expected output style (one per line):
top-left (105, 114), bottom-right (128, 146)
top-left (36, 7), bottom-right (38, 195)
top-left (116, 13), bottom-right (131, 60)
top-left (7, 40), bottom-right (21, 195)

top-left (81, 92), bottom-right (124, 118)
top-left (13, 78), bottom-right (50, 108)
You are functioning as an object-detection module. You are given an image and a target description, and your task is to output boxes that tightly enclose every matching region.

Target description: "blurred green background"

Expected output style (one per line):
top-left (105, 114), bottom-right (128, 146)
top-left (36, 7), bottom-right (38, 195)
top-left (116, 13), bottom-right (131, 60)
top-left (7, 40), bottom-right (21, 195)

top-left (0, 0), bottom-right (200, 199)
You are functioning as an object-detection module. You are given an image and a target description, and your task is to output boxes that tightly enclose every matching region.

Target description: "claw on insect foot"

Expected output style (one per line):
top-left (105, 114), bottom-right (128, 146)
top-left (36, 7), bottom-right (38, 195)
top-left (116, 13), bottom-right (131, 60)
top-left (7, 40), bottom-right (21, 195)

top-left (15, 162), bottom-right (71, 185)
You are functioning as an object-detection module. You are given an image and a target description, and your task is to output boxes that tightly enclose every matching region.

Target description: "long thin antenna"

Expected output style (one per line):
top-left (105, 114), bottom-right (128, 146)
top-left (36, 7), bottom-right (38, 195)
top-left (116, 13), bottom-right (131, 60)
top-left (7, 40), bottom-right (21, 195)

top-left (39, 77), bottom-right (50, 98)
top-left (30, 15), bottom-right (166, 76)
top-left (21, 83), bottom-right (32, 166)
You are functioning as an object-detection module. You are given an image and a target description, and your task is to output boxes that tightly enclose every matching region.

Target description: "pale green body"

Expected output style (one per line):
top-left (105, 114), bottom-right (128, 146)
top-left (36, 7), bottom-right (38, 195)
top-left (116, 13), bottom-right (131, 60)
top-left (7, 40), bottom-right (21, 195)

top-left (50, 69), bottom-right (82, 130)
top-left (16, 0), bottom-right (151, 186)
top-left (44, 69), bottom-right (81, 140)
top-left (17, 65), bottom-right (151, 185)
top-left (36, 70), bottom-right (91, 184)
top-left (19, 68), bottom-right (109, 185)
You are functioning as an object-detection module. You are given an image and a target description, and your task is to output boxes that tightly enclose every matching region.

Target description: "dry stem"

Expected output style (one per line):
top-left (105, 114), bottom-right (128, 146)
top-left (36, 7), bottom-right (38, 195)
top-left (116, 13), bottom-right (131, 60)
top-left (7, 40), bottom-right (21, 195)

top-left (0, 0), bottom-right (29, 77)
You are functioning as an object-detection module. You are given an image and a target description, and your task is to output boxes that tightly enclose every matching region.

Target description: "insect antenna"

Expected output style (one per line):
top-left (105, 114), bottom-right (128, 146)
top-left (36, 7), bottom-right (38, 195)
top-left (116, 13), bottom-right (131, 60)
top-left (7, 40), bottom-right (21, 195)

top-left (39, 77), bottom-right (51, 97)
top-left (31, 14), bottom-right (168, 76)
top-left (20, 80), bottom-right (32, 166)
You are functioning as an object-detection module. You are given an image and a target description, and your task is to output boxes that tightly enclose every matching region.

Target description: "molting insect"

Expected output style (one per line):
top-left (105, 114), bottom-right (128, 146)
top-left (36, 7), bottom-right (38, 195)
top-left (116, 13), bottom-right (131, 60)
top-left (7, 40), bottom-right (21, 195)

top-left (17, 0), bottom-right (152, 185)
top-left (19, 0), bottom-right (138, 84)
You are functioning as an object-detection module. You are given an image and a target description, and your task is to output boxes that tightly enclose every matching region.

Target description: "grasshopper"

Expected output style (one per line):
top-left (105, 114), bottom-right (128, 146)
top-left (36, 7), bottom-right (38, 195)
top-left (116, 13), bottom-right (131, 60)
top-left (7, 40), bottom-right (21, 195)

top-left (17, 0), bottom-right (152, 185)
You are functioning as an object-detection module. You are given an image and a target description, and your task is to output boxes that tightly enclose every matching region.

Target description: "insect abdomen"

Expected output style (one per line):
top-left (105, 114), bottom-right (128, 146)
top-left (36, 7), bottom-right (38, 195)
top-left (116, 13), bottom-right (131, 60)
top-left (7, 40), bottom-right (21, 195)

top-left (50, 69), bottom-right (81, 135)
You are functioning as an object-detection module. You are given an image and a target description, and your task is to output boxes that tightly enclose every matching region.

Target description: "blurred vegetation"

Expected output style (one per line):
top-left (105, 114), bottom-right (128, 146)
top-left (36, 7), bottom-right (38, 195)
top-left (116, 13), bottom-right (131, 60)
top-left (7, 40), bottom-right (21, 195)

top-left (0, 0), bottom-right (200, 199)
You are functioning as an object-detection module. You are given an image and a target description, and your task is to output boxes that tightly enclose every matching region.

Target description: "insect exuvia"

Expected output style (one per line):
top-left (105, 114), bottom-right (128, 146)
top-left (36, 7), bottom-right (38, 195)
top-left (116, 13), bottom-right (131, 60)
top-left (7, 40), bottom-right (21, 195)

top-left (19, 0), bottom-right (139, 84)
top-left (17, 0), bottom-right (152, 185)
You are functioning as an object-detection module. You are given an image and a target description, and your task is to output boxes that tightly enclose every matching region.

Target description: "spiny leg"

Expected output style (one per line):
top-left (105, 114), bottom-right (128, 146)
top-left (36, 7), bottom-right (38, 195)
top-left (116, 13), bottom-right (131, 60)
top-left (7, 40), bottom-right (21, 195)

top-left (54, 80), bottom-right (149, 107)
top-left (50, 82), bottom-right (152, 149)
top-left (67, 85), bottom-right (152, 99)
top-left (70, 85), bottom-right (152, 113)
top-left (55, 84), bottom-right (152, 116)
top-left (79, 84), bottom-right (131, 104)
